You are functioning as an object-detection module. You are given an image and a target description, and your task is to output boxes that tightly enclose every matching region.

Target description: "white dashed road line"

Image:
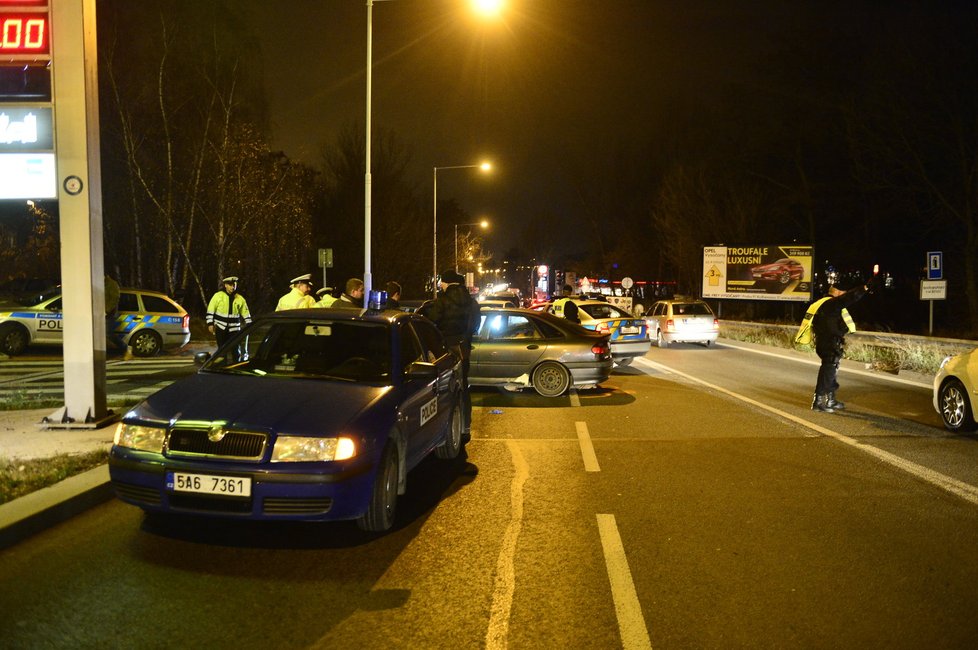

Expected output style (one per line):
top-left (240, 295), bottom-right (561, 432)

top-left (576, 421), bottom-right (600, 472)
top-left (597, 513), bottom-right (653, 650)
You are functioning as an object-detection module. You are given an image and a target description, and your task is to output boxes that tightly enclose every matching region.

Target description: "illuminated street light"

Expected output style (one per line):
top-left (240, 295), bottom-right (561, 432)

top-left (433, 162), bottom-right (492, 296)
top-left (455, 218), bottom-right (489, 271)
top-left (472, 0), bottom-right (504, 17)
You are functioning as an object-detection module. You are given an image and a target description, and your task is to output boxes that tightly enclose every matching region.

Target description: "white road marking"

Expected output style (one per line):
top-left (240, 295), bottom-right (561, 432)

top-left (570, 389), bottom-right (581, 407)
top-left (597, 514), bottom-right (653, 650)
top-left (635, 357), bottom-right (978, 506)
top-left (576, 421), bottom-right (601, 472)
top-left (485, 439), bottom-right (529, 650)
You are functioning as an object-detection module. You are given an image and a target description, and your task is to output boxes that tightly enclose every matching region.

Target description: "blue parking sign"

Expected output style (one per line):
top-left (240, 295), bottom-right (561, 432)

top-left (927, 251), bottom-right (943, 280)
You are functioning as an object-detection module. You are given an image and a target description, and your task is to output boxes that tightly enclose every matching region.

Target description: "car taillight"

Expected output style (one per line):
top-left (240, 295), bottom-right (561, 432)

top-left (182, 314), bottom-right (190, 329)
top-left (713, 318), bottom-right (719, 330)
top-left (595, 322), bottom-right (610, 333)
top-left (665, 318), bottom-right (674, 332)
top-left (591, 341), bottom-right (610, 355)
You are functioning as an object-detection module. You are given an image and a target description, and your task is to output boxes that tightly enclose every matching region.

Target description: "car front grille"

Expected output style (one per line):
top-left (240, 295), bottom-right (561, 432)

top-left (113, 481), bottom-right (162, 505)
top-left (167, 427), bottom-right (267, 460)
top-left (262, 497), bottom-right (333, 516)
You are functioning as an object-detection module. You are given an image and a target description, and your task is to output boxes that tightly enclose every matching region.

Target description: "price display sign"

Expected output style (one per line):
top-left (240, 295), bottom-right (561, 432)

top-left (1, 13), bottom-right (49, 55)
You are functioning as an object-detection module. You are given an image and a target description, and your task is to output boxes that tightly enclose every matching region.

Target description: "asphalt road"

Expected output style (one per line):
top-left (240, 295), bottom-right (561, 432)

top-left (2, 341), bottom-right (977, 648)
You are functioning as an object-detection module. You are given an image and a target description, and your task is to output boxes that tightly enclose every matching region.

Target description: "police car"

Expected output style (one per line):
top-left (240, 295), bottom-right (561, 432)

top-left (109, 308), bottom-right (464, 532)
top-left (548, 299), bottom-right (650, 366)
top-left (0, 286), bottom-right (190, 357)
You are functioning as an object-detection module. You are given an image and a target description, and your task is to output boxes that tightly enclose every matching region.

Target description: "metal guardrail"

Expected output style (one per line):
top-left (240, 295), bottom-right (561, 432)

top-left (719, 320), bottom-right (977, 356)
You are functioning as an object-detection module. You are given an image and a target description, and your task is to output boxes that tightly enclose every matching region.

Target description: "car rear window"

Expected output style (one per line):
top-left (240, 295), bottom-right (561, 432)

top-left (673, 303), bottom-right (713, 316)
top-left (141, 294), bottom-right (181, 313)
top-left (579, 304), bottom-right (625, 319)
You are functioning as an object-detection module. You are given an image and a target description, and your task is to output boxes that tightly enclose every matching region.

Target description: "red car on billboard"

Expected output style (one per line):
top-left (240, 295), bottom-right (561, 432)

top-left (751, 258), bottom-right (804, 284)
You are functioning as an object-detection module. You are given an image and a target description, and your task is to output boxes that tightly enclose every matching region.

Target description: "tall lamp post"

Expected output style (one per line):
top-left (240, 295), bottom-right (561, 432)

top-left (455, 219), bottom-right (489, 272)
top-left (433, 162), bottom-right (491, 297)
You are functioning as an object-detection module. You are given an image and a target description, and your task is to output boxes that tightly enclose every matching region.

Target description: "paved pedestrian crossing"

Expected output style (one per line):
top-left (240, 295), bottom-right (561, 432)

top-left (0, 358), bottom-right (195, 404)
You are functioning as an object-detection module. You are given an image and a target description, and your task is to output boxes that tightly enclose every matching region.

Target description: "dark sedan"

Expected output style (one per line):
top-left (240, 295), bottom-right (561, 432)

top-left (471, 307), bottom-right (613, 397)
top-left (109, 309), bottom-right (463, 532)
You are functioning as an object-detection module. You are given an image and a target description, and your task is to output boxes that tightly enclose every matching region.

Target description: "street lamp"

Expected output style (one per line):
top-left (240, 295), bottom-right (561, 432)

top-left (455, 219), bottom-right (489, 272)
top-left (433, 162), bottom-right (491, 296)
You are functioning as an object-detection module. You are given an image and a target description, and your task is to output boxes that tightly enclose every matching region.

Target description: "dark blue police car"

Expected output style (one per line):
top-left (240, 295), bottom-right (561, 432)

top-left (109, 308), bottom-right (463, 532)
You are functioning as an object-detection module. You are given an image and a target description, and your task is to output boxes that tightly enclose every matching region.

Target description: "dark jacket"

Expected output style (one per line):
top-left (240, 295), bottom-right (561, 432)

top-left (813, 286), bottom-right (865, 342)
top-left (418, 284), bottom-right (480, 344)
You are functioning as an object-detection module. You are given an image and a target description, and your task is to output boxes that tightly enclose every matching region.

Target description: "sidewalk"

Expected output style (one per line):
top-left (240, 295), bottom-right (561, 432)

top-left (0, 408), bottom-right (116, 549)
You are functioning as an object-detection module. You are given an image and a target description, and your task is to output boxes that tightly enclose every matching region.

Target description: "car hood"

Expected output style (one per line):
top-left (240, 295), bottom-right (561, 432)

top-left (125, 372), bottom-right (390, 436)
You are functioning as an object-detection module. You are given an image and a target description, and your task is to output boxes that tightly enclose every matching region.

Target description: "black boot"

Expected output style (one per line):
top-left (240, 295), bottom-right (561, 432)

top-left (811, 393), bottom-right (836, 413)
top-left (826, 392), bottom-right (845, 410)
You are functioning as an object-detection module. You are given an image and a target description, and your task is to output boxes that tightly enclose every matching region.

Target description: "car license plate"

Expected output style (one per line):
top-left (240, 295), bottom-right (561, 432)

top-left (167, 472), bottom-right (251, 497)
top-left (621, 326), bottom-right (640, 334)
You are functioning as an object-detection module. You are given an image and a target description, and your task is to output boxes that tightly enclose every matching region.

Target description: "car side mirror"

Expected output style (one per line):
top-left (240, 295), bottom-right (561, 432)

top-left (194, 351), bottom-right (211, 366)
top-left (405, 361), bottom-right (438, 380)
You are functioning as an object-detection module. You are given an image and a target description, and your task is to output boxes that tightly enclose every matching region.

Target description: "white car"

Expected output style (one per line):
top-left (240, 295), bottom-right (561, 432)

top-left (0, 286), bottom-right (191, 357)
top-left (934, 348), bottom-right (978, 432)
top-left (647, 299), bottom-right (719, 347)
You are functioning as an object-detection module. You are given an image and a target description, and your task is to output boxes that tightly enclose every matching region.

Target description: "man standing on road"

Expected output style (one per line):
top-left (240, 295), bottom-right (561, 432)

top-left (419, 269), bottom-right (481, 437)
top-left (206, 276), bottom-right (252, 349)
top-left (808, 279), bottom-right (873, 412)
top-left (276, 274), bottom-right (316, 311)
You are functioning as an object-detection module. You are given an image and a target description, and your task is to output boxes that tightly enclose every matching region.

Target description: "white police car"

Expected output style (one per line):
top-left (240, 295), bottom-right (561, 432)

top-left (0, 286), bottom-right (190, 357)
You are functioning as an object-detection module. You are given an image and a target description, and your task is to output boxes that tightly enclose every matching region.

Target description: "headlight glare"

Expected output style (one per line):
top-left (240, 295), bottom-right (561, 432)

top-left (113, 422), bottom-right (166, 453)
top-left (271, 436), bottom-right (357, 462)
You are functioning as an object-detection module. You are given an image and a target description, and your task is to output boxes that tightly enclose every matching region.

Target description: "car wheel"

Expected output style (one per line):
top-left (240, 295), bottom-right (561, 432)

top-left (0, 323), bottom-right (29, 356)
top-left (357, 441), bottom-right (399, 532)
top-left (531, 361), bottom-right (571, 398)
top-left (656, 330), bottom-right (670, 348)
top-left (939, 379), bottom-right (978, 432)
top-left (130, 330), bottom-right (162, 357)
top-left (703, 340), bottom-right (713, 347)
top-left (778, 271), bottom-right (791, 284)
top-left (435, 401), bottom-right (464, 459)
top-left (615, 357), bottom-right (633, 367)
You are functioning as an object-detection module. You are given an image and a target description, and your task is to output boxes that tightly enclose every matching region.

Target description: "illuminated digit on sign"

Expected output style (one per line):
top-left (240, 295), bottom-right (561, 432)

top-left (0, 15), bottom-right (49, 54)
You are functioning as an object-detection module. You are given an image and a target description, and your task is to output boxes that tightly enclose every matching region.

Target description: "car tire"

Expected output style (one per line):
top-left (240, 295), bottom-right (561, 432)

top-left (0, 323), bottom-right (29, 356)
top-left (435, 401), bottom-right (464, 459)
top-left (656, 330), bottom-right (670, 348)
top-left (531, 361), bottom-right (571, 397)
top-left (357, 441), bottom-right (399, 532)
top-left (130, 330), bottom-right (162, 357)
top-left (939, 379), bottom-right (978, 432)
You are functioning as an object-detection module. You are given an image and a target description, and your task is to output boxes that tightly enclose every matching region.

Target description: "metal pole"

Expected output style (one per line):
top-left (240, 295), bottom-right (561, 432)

top-left (363, 0), bottom-right (373, 300)
top-left (433, 167), bottom-right (438, 298)
top-left (455, 223), bottom-right (459, 271)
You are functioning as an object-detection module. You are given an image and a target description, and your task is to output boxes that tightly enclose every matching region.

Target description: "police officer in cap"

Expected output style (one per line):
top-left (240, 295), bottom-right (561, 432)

top-left (315, 286), bottom-right (337, 308)
top-left (276, 274), bottom-right (316, 311)
top-left (206, 276), bottom-right (252, 355)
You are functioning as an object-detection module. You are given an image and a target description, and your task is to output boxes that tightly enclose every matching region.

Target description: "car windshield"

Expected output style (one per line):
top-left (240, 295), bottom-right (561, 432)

top-left (11, 287), bottom-right (62, 307)
top-left (673, 303), bottom-right (713, 316)
top-left (204, 319), bottom-right (391, 382)
top-left (579, 303), bottom-right (627, 319)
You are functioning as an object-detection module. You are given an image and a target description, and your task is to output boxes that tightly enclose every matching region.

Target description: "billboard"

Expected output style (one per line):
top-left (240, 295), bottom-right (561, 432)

top-left (702, 245), bottom-right (813, 302)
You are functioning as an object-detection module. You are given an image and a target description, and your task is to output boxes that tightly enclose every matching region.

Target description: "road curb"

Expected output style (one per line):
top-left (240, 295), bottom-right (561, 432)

top-left (0, 464), bottom-right (112, 550)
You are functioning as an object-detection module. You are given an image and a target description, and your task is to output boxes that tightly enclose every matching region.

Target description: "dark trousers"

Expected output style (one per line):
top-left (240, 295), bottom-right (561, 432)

top-left (815, 337), bottom-right (843, 395)
top-left (446, 337), bottom-right (472, 433)
top-left (215, 327), bottom-right (241, 362)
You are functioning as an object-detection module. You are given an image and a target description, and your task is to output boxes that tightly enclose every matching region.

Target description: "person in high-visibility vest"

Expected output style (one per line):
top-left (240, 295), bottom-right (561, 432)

top-left (206, 276), bottom-right (252, 350)
top-left (551, 285), bottom-right (581, 324)
top-left (276, 274), bottom-right (316, 311)
top-left (315, 286), bottom-right (337, 308)
top-left (807, 281), bottom-right (870, 412)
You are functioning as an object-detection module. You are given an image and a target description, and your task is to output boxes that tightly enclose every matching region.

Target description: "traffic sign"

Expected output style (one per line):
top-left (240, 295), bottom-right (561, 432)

top-left (927, 251), bottom-right (943, 280)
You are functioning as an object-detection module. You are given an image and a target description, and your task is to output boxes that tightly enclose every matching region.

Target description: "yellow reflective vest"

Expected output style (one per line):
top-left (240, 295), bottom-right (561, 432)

top-left (276, 287), bottom-right (316, 311)
top-left (794, 297), bottom-right (855, 346)
top-left (206, 290), bottom-right (251, 332)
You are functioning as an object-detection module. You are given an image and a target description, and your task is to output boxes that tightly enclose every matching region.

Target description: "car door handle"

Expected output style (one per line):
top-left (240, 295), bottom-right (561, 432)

top-left (525, 344), bottom-right (539, 350)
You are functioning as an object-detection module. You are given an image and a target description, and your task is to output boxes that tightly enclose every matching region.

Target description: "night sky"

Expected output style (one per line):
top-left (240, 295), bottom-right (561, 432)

top-left (242, 0), bottom-right (835, 254)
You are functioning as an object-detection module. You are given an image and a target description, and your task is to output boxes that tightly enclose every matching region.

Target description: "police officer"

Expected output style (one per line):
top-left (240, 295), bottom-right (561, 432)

top-left (206, 276), bottom-right (252, 348)
top-left (315, 286), bottom-right (337, 308)
top-left (551, 284), bottom-right (580, 324)
top-left (809, 280), bottom-right (871, 412)
top-left (419, 269), bottom-right (481, 437)
top-left (276, 274), bottom-right (316, 311)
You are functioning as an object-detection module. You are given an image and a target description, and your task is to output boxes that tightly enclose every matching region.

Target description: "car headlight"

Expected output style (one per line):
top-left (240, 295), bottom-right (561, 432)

top-left (271, 436), bottom-right (357, 462)
top-left (113, 422), bottom-right (166, 453)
